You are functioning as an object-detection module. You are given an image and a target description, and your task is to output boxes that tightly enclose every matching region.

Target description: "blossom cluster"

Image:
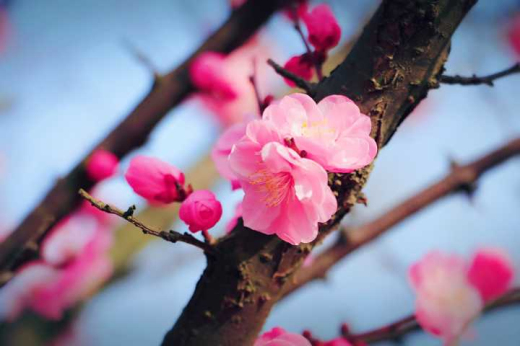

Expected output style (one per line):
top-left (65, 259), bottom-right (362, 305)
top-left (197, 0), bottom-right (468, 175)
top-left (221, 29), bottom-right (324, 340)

top-left (409, 248), bottom-right (515, 344)
top-left (213, 93), bottom-right (376, 245)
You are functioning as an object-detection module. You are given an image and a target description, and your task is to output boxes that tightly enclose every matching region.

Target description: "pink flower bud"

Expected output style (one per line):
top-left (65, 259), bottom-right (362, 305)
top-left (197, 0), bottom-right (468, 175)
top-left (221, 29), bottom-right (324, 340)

top-left (254, 327), bottom-right (311, 346)
top-left (125, 155), bottom-right (185, 204)
top-left (190, 52), bottom-right (238, 100)
top-left (467, 248), bottom-right (514, 302)
top-left (283, 55), bottom-right (314, 87)
top-left (179, 190), bottom-right (222, 233)
top-left (86, 150), bottom-right (119, 182)
top-left (302, 4), bottom-right (341, 52)
top-left (283, 1), bottom-right (309, 22)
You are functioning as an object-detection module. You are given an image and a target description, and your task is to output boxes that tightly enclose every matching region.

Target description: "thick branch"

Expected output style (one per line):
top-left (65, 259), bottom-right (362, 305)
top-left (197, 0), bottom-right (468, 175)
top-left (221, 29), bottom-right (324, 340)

top-left (163, 1), bottom-right (479, 345)
top-left (346, 287), bottom-right (520, 344)
top-left (0, 0), bottom-right (288, 285)
top-left (283, 137), bottom-right (520, 297)
top-left (78, 189), bottom-right (216, 255)
top-left (439, 63), bottom-right (520, 86)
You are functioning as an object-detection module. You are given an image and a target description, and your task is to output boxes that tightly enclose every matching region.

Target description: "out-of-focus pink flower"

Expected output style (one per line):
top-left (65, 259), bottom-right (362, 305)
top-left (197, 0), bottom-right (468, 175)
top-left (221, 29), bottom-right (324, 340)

top-left (41, 214), bottom-right (100, 266)
top-left (323, 338), bottom-right (354, 346)
top-left (226, 202), bottom-right (243, 234)
top-left (125, 155), bottom-right (185, 204)
top-left (284, 1), bottom-right (309, 22)
top-left (255, 327), bottom-right (311, 346)
top-left (179, 190), bottom-right (222, 233)
top-left (263, 94), bottom-right (377, 173)
top-left (467, 248), bottom-right (514, 302)
top-left (195, 38), bottom-right (274, 125)
top-left (211, 122), bottom-right (247, 189)
top-left (302, 254), bottom-right (314, 268)
top-left (229, 120), bottom-right (337, 245)
top-left (409, 250), bottom-right (507, 343)
top-left (86, 150), bottom-right (119, 182)
top-left (507, 14), bottom-right (520, 57)
top-left (283, 55), bottom-right (314, 87)
top-left (190, 52), bottom-right (238, 100)
top-left (302, 4), bottom-right (341, 52)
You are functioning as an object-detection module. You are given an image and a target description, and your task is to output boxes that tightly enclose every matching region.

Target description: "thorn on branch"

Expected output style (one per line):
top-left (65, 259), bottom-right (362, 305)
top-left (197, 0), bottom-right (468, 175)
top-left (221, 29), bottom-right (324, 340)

top-left (267, 59), bottom-right (317, 95)
top-left (78, 189), bottom-right (217, 256)
top-left (439, 63), bottom-right (520, 87)
top-left (122, 39), bottom-right (162, 86)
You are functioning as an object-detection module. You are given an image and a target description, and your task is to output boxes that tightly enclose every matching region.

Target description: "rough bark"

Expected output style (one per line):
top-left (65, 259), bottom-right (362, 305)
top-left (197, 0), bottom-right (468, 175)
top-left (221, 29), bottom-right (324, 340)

top-left (162, 0), bottom-right (478, 345)
top-left (0, 0), bottom-right (288, 285)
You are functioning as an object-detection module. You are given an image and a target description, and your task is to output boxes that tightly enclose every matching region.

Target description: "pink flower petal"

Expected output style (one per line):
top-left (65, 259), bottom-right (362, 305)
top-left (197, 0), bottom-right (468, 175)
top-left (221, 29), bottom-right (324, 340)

top-left (302, 4), bottom-right (341, 52)
top-left (255, 327), bottom-right (311, 346)
top-left (179, 190), bottom-right (223, 233)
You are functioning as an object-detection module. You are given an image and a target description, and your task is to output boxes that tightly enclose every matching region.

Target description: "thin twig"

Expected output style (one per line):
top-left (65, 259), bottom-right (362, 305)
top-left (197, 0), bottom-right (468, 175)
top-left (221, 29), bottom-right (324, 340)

top-left (439, 63), bottom-right (520, 86)
top-left (79, 189), bottom-right (216, 255)
top-left (344, 287), bottom-right (520, 344)
top-left (122, 39), bottom-right (161, 84)
top-left (267, 58), bottom-right (316, 94)
top-left (283, 137), bottom-right (520, 297)
top-left (0, 0), bottom-right (283, 286)
top-left (293, 18), bottom-right (323, 80)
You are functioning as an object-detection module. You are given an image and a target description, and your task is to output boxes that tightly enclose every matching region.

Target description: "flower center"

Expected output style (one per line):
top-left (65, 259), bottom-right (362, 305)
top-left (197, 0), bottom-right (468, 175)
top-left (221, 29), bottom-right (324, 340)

top-left (249, 169), bottom-right (293, 207)
top-left (301, 119), bottom-right (335, 138)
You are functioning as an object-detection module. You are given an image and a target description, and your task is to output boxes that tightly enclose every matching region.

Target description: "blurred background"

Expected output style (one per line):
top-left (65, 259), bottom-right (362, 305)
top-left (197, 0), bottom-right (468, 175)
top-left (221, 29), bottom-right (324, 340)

top-left (0, 0), bottom-right (519, 345)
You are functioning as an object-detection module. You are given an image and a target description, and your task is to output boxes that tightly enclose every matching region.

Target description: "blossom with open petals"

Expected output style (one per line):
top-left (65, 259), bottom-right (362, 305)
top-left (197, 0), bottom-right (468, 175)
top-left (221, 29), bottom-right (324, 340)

top-left (302, 4), bottom-right (341, 52)
top-left (229, 120), bottom-right (337, 245)
top-left (179, 190), bottom-right (222, 233)
top-left (125, 155), bottom-right (185, 204)
top-left (263, 93), bottom-right (377, 173)
top-left (255, 327), bottom-right (311, 346)
top-left (211, 123), bottom-right (247, 189)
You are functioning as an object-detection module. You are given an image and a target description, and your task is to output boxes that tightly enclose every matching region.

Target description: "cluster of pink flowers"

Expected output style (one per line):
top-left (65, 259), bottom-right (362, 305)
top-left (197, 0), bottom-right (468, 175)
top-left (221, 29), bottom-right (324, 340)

top-left (0, 203), bottom-right (115, 321)
top-left (125, 155), bottom-right (222, 234)
top-left (409, 248), bottom-right (515, 344)
top-left (213, 93), bottom-right (376, 245)
top-left (283, 3), bottom-right (341, 86)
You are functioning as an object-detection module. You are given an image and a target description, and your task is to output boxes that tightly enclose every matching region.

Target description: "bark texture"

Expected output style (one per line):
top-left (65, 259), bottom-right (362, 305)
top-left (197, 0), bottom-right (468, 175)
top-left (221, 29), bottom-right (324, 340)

top-left (163, 0), bottom-right (478, 345)
top-left (0, 0), bottom-right (288, 285)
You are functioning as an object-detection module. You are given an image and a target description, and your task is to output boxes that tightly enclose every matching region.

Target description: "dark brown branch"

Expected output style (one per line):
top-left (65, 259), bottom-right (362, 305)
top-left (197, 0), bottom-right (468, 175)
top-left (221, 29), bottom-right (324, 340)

top-left (345, 287), bottom-right (520, 344)
top-left (267, 58), bottom-right (317, 94)
top-left (284, 137), bottom-right (520, 297)
top-left (78, 189), bottom-right (216, 255)
top-left (0, 0), bottom-right (288, 286)
top-left (439, 63), bottom-right (520, 86)
top-left (163, 1), bottom-right (479, 345)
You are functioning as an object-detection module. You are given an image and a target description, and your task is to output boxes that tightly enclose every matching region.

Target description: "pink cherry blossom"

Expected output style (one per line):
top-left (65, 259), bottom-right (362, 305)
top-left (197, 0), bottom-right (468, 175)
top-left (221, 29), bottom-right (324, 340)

top-left (228, 120), bottom-right (337, 245)
top-left (283, 1), bottom-right (309, 22)
top-left (507, 14), bottom-right (520, 57)
top-left (263, 93), bottom-right (377, 173)
top-left (255, 327), bottom-right (311, 346)
top-left (409, 251), bottom-right (484, 343)
top-left (226, 202), bottom-right (243, 234)
top-left (179, 190), bottom-right (223, 233)
top-left (467, 248), bottom-right (514, 302)
top-left (86, 149), bottom-right (119, 182)
top-left (283, 55), bottom-right (314, 87)
top-left (302, 4), bottom-right (341, 52)
top-left (125, 155), bottom-right (185, 204)
top-left (190, 52), bottom-right (238, 100)
top-left (211, 122), bottom-right (247, 189)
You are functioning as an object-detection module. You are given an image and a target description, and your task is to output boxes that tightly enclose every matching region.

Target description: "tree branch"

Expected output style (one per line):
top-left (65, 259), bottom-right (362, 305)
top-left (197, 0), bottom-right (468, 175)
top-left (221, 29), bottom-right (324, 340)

top-left (439, 63), bottom-right (520, 86)
top-left (78, 189), bottom-right (216, 255)
top-left (283, 137), bottom-right (520, 297)
top-left (267, 58), bottom-right (317, 94)
top-left (345, 287), bottom-right (520, 344)
top-left (0, 0), bottom-right (289, 286)
top-left (162, 1), bottom-right (479, 345)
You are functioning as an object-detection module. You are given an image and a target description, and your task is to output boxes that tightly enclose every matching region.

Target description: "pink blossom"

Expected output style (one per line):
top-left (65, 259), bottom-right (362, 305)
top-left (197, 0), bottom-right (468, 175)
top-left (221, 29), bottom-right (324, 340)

top-left (190, 52), bottom-right (238, 100)
top-left (467, 248), bottom-right (514, 302)
top-left (263, 94), bottom-right (377, 173)
top-left (86, 149), bottom-right (119, 182)
top-left (507, 14), bottom-right (520, 57)
top-left (283, 1), bottom-right (309, 22)
top-left (179, 190), bottom-right (223, 233)
top-left (302, 4), bottom-right (341, 52)
top-left (226, 202), bottom-right (243, 234)
top-left (211, 122), bottom-right (247, 189)
top-left (283, 55), bottom-right (314, 87)
top-left (228, 120), bottom-right (337, 245)
top-left (255, 327), bottom-right (311, 346)
top-left (409, 251), bottom-right (484, 342)
top-left (125, 155), bottom-right (185, 204)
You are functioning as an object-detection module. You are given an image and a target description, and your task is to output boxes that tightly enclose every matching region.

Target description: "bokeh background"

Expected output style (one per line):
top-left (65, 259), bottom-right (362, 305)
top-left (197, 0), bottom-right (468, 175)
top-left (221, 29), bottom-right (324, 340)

top-left (0, 0), bottom-right (520, 345)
